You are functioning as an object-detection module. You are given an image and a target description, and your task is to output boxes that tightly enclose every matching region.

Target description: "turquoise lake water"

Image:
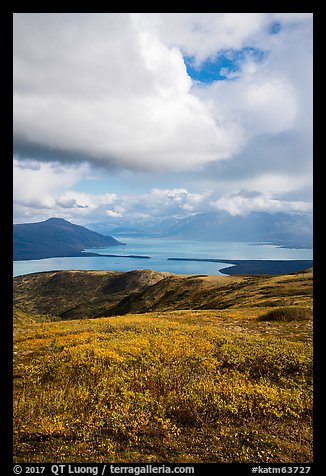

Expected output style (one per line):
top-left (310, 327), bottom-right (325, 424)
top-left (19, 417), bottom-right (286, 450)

top-left (13, 237), bottom-right (313, 277)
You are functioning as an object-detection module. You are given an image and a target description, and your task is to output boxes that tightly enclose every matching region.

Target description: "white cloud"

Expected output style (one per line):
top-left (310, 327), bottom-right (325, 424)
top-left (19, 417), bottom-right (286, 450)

top-left (15, 13), bottom-right (312, 173)
top-left (211, 191), bottom-right (312, 216)
top-left (58, 191), bottom-right (118, 209)
top-left (106, 210), bottom-right (123, 218)
top-left (243, 173), bottom-right (311, 194)
top-left (13, 170), bottom-right (210, 223)
top-left (13, 13), bottom-right (247, 172)
top-left (144, 13), bottom-right (270, 63)
top-left (156, 13), bottom-right (312, 63)
top-left (13, 158), bottom-right (90, 210)
top-left (14, 163), bottom-right (312, 225)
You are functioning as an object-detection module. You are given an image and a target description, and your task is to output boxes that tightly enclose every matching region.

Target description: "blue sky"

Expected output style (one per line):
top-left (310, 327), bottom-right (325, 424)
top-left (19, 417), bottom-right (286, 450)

top-left (184, 47), bottom-right (266, 83)
top-left (13, 13), bottom-right (312, 224)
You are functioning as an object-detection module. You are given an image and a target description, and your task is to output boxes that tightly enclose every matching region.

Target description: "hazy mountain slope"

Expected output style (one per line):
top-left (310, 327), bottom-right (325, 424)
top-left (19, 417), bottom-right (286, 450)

top-left (162, 211), bottom-right (312, 247)
top-left (13, 268), bottom-right (313, 320)
top-left (86, 211), bottom-right (312, 247)
top-left (14, 217), bottom-right (124, 260)
top-left (86, 217), bottom-right (180, 237)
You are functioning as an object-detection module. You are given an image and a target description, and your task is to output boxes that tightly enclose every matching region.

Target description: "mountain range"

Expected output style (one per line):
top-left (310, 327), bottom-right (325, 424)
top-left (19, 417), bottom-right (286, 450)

top-left (14, 217), bottom-right (123, 261)
top-left (86, 211), bottom-right (312, 248)
top-left (14, 210), bottom-right (312, 262)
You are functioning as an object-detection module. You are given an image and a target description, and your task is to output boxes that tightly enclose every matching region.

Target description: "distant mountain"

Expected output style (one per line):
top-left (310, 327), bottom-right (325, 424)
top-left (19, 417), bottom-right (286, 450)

top-left (86, 218), bottom-right (180, 237)
top-left (162, 211), bottom-right (313, 248)
top-left (85, 211), bottom-right (312, 248)
top-left (14, 217), bottom-right (124, 261)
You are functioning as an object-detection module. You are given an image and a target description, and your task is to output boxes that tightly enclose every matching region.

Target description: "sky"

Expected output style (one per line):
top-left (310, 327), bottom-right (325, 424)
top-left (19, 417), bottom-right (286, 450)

top-left (13, 13), bottom-right (313, 225)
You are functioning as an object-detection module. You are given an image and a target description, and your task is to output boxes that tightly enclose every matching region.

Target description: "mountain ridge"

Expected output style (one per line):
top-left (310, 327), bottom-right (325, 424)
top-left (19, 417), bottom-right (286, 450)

top-left (86, 211), bottom-right (312, 248)
top-left (161, 211), bottom-right (312, 247)
top-left (14, 217), bottom-right (124, 261)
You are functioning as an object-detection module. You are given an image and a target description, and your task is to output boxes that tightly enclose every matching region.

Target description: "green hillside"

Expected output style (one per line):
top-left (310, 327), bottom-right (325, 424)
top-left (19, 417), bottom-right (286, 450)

top-left (14, 268), bottom-right (313, 320)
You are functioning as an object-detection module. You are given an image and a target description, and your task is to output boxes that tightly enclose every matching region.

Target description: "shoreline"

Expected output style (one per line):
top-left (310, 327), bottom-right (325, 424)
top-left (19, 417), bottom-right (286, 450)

top-left (14, 252), bottom-right (151, 261)
top-left (14, 255), bottom-right (313, 277)
top-left (167, 258), bottom-right (313, 275)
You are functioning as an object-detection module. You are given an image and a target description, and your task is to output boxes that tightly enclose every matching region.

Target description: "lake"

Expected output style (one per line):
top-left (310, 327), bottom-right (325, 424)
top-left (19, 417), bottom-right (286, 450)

top-left (13, 237), bottom-right (313, 277)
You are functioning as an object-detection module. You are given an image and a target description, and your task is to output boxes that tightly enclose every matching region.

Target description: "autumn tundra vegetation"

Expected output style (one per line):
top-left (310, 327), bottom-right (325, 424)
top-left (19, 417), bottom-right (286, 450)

top-left (13, 268), bottom-right (313, 463)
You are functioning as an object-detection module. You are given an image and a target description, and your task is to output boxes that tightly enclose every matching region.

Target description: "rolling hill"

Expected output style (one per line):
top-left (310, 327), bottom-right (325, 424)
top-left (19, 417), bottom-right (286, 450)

top-left (13, 267), bottom-right (313, 321)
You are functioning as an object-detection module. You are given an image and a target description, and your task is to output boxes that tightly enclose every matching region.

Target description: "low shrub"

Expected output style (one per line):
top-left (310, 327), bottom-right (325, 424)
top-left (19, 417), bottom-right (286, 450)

top-left (258, 307), bottom-right (311, 322)
top-left (13, 311), bottom-right (313, 463)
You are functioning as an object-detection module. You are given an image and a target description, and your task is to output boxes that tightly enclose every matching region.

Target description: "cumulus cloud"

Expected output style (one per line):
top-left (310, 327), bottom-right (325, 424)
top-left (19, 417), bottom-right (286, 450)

top-left (13, 158), bottom-right (90, 210)
top-left (211, 191), bottom-right (312, 216)
top-left (13, 159), bottom-right (312, 225)
top-left (13, 163), bottom-right (210, 223)
top-left (13, 13), bottom-right (311, 174)
top-left (193, 34), bottom-right (310, 140)
top-left (56, 188), bottom-right (208, 221)
top-left (144, 13), bottom-right (270, 64)
top-left (152, 12), bottom-right (311, 64)
top-left (13, 13), bottom-right (246, 172)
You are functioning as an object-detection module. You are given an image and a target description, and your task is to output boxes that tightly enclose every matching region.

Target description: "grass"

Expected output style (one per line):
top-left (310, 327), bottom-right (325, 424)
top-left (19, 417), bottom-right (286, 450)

top-left (14, 269), bottom-right (313, 319)
top-left (13, 307), bottom-right (312, 463)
